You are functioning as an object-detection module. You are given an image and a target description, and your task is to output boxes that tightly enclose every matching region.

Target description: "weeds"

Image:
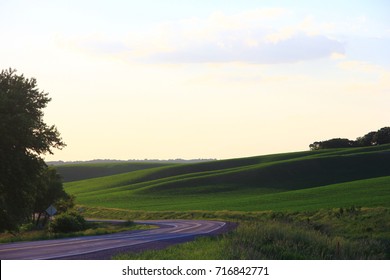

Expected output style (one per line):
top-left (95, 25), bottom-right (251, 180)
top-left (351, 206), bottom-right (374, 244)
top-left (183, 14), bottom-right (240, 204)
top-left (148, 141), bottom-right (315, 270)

top-left (0, 220), bottom-right (153, 244)
top-left (113, 207), bottom-right (390, 260)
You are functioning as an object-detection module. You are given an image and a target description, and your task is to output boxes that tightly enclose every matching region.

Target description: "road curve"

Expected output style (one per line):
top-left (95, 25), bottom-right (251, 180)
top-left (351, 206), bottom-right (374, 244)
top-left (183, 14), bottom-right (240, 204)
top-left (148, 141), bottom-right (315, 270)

top-left (0, 220), bottom-right (226, 260)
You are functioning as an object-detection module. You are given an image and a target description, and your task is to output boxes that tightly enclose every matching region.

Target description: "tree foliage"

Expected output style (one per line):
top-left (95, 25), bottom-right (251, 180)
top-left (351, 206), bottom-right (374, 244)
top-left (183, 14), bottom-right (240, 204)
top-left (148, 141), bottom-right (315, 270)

top-left (310, 127), bottom-right (390, 150)
top-left (33, 167), bottom-right (71, 226)
top-left (0, 68), bottom-right (66, 232)
top-left (374, 127), bottom-right (390, 145)
top-left (49, 212), bottom-right (86, 233)
top-left (309, 138), bottom-right (355, 150)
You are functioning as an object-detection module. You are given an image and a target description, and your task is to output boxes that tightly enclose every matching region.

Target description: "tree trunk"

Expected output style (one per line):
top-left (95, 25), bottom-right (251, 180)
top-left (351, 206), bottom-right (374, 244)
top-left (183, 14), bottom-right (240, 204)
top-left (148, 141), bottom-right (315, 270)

top-left (35, 212), bottom-right (42, 227)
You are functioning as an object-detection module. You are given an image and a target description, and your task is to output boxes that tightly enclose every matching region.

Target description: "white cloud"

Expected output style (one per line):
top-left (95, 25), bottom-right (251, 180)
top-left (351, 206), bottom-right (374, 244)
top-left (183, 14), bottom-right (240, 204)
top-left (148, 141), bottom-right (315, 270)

top-left (265, 27), bottom-right (296, 43)
top-left (330, 52), bottom-right (346, 60)
top-left (61, 8), bottom-right (346, 65)
top-left (148, 32), bottom-right (344, 64)
top-left (140, 10), bottom-right (345, 64)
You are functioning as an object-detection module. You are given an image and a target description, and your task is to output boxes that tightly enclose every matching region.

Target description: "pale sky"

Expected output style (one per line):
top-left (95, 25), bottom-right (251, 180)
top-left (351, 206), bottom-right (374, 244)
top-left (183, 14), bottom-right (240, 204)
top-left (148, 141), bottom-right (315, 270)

top-left (1, 0), bottom-right (389, 161)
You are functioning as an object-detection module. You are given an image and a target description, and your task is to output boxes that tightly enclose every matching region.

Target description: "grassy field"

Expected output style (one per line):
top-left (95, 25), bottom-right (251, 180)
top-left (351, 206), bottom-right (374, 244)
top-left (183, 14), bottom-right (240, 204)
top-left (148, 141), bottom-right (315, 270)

top-left (63, 144), bottom-right (390, 212)
top-left (59, 145), bottom-right (390, 259)
top-left (56, 162), bottom-right (175, 182)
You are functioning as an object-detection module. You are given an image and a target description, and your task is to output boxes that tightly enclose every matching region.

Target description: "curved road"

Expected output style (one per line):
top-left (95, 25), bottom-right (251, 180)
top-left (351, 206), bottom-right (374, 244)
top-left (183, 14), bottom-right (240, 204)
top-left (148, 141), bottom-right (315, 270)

top-left (0, 220), bottom-right (226, 260)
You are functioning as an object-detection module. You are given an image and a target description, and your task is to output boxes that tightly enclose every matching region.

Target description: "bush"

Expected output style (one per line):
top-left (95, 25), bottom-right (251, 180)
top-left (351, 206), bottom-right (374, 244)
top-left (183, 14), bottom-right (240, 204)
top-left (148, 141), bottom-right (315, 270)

top-left (50, 212), bottom-right (87, 233)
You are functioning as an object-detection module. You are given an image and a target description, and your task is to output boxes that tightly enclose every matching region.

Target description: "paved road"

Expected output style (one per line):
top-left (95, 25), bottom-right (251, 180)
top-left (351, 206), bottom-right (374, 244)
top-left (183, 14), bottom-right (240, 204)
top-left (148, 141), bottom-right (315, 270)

top-left (0, 220), bottom-right (226, 260)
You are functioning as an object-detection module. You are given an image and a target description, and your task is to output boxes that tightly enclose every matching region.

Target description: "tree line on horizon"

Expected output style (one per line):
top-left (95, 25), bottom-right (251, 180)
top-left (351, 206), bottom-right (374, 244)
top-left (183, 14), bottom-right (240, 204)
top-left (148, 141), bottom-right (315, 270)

top-left (47, 158), bottom-right (217, 166)
top-left (309, 127), bottom-right (390, 150)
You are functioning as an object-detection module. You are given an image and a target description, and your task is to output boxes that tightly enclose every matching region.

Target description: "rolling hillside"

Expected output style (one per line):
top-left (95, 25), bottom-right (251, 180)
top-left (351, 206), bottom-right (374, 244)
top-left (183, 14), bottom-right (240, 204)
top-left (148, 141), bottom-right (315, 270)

top-left (55, 161), bottom-right (176, 182)
top-left (63, 144), bottom-right (390, 212)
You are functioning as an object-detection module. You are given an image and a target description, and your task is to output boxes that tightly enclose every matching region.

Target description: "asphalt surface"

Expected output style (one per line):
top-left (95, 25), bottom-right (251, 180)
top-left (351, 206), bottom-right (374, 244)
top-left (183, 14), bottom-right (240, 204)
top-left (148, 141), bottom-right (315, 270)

top-left (0, 220), bottom-right (227, 260)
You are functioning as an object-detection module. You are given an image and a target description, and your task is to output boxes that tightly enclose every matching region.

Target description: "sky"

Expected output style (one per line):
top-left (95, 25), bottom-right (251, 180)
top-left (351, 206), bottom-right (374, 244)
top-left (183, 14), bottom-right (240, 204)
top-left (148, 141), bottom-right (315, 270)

top-left (1, 0), bottom-right (389, 161)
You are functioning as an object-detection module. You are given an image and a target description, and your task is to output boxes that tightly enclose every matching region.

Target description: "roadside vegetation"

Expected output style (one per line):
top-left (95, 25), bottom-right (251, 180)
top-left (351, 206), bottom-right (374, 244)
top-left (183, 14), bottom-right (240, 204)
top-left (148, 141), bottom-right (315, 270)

top-left (113, 207), bottom-right (390, 260)
top-left (0, 218), bottom-right (154, 244)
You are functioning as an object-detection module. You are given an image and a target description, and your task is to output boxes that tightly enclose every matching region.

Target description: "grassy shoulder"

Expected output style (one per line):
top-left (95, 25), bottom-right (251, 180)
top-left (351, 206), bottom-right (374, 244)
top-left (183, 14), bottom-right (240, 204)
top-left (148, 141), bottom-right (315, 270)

top-left (112, 207), bottom-right (390, 260)
top-left (0, 220), bottom-right (155, 244)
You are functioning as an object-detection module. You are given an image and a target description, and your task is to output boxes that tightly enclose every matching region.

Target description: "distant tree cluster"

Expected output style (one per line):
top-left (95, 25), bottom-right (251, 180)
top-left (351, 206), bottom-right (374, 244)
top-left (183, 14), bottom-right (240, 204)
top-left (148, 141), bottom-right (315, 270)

top-left (0, 69), bottom-right (70, 232)
top-left (309, 127), bottom-right (390, 150)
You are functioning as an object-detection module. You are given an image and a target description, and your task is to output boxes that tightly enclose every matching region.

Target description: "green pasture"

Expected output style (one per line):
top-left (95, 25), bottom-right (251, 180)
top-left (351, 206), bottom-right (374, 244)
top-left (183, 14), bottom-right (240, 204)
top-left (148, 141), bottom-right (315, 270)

top-left (56, 161), bottom-right (175, 182)
top-left (63, 144), bottom-right (390, 212)
top-left (58, 145), bottom-right (390, 259)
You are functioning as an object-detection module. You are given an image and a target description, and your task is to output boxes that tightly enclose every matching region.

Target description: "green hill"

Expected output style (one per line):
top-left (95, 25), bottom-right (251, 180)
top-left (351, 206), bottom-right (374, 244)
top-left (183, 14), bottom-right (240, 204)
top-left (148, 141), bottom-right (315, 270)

top-left (55, 162), bottom-right (176, 182)
top-left (63, 144), bottom-right (390, 211)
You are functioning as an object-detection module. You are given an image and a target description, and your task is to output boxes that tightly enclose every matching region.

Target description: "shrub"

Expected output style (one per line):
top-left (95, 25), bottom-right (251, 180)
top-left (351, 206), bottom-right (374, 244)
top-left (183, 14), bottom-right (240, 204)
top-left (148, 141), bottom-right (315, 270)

top-left (50, 212), bottom-right (87, 233)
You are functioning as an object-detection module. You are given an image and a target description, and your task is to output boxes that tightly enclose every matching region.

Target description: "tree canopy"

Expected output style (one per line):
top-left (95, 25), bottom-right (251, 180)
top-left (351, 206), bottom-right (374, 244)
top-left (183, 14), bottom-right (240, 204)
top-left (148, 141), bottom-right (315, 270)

top-left (0, 68), bottom-right (66, 232)
top-left (309, 127), bottom-right (390, 150)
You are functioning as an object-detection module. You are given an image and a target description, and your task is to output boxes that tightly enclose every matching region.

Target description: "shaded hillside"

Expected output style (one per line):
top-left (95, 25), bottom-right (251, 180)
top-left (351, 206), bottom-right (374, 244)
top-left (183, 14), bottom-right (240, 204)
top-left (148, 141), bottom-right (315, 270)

top-left (64, 144), bottom-right (390, 211)
top-left (56, 162), bottom-right (176, 182)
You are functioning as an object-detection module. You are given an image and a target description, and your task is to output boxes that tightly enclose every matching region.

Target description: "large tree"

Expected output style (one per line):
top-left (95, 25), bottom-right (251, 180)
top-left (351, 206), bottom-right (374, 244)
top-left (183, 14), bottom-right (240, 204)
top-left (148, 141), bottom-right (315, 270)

top-left (373, 127), bottom-right (390, 145)
top-left (0, 68), bottom-right (65, 232)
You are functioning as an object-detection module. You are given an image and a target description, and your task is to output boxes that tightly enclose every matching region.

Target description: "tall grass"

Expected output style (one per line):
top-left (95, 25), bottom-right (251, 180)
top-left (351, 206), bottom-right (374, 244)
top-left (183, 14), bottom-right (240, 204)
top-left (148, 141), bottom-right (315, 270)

top-left (113, 207), bottom-right (390, 260)
top-left (223, 221), bottom-right (382, 260)
top-left (0, 221), bottom-right (154, 244)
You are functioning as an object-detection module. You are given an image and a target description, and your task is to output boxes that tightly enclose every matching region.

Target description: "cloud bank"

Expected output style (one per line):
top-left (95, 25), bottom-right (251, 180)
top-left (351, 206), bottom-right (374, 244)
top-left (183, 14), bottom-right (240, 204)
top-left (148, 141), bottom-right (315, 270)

top-left (65, 9), bottom-right (346, 64)
top-left (148, 32), bottom-right (344, 64)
